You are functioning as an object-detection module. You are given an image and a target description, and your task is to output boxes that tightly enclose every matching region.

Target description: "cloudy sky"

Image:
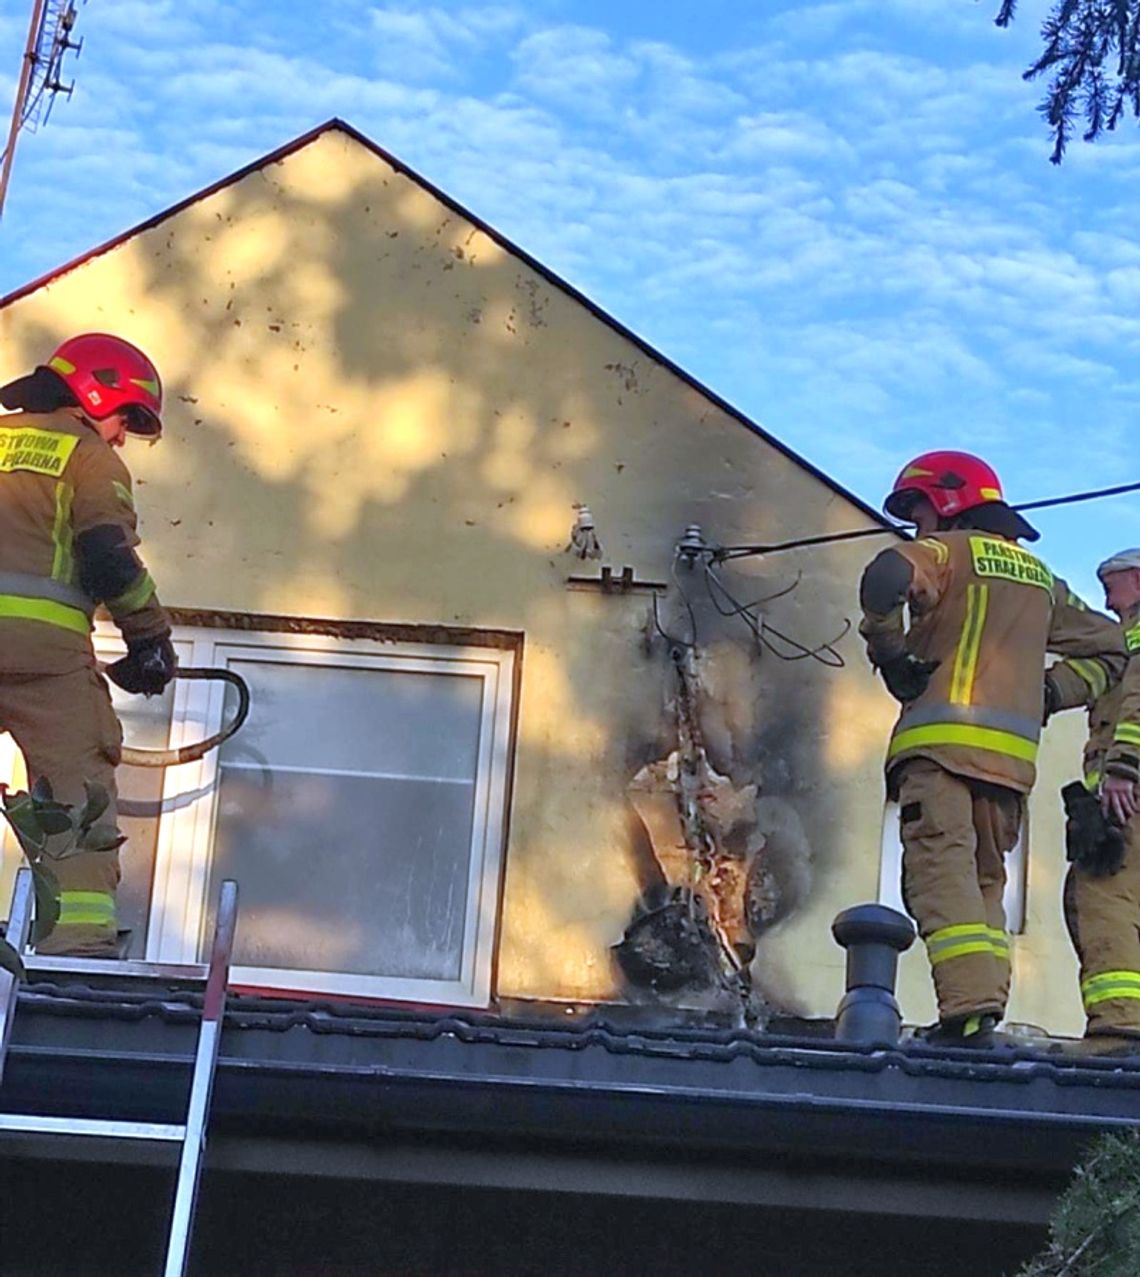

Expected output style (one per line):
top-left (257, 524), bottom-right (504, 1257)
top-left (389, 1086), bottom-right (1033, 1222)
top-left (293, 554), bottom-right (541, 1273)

top-left (0, 0), bottom-right (1136, 596)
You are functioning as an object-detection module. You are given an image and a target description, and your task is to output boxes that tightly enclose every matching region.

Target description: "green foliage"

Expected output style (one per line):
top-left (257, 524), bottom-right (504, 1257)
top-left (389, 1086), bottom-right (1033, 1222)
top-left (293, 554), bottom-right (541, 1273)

top-left (0, 779), bottom-right (123, 962)
top-left (996, 1), bottom-right (1140, 163)
top-left (1019, 1130), bottom-right (1140, 1275)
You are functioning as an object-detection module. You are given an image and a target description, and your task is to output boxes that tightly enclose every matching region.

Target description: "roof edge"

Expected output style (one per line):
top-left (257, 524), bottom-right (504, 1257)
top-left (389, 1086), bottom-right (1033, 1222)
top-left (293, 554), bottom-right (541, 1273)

top-left (0, 116), bottom-right (892, 531)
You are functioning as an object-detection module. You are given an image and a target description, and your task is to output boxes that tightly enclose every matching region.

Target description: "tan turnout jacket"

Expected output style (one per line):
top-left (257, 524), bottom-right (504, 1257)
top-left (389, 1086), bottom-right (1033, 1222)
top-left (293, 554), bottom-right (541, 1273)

top-left (861, 530), bottom-right (1123, 793)
top-left (0, 408), bottom-right (168, 673)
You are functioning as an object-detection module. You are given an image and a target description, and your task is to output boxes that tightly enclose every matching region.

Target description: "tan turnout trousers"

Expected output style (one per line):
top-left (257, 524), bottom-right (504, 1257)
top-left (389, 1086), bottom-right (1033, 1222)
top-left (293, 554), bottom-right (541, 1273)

top-left (896, 758), bottom-right (1022, 1020)
top-left (1064, 816), bottom-right (1140, 1036)
top-left (0, 666), bottom-right (122, 955)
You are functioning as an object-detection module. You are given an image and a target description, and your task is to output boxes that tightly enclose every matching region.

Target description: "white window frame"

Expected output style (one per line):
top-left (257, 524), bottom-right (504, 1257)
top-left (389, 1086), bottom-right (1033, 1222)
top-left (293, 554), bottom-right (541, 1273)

top-left (12, 622), bottom-right (516, 1007)
top-left (877, 799), bottom-right (1028, 934)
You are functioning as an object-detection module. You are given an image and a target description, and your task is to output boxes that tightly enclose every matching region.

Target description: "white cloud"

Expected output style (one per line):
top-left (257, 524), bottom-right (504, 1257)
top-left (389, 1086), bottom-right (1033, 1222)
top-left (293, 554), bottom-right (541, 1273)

top-left (511, 26), bottom-right (639, 114)
top-left (0, 0), bottom-right (1135, 539)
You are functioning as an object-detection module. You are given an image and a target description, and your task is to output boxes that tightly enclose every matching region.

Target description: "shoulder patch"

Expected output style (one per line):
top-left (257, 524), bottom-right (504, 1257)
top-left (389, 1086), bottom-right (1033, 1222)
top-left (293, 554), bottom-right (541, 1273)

top-left (0, 426), bottom-right (78, 477)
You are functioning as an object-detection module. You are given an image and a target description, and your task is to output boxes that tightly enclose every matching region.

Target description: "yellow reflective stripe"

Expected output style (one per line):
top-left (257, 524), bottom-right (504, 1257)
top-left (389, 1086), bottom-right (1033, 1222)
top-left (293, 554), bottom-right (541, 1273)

top-left (50, 481), bottom-right (74, 582)
top-left (111, 479), bottom-right (134, 510)
top-left (917, 538), bottom-right (949, 566)
top-left (889, 723), bottom-right (1038, 763)
top-left (1125, 622), bottom-right (1140, 655)
top-left (1082, 970), bottom-right (1140, 1008)
top-left (1066, 590), bottom-right (1089, 612)
top-left (0, 594), bottom-right (90, 634)
top-left (929, 940), bottom-right (994, 964)
top-left (56, 890), bottom-right (115, 928)
top-left (988, 927), bottom-right (1010, 958)
top-left (949, 583), bottom-right (988, 705)
top-left (1085, 769), bottom-right (1102, 793)
top-left (926, 923), bottom-right (998, 967)
top-left (1069, 658), bottom-right (1109, 701)
top-left (48, 355), bottom-right (76, 376)
top-left (108, 570), bottom-right (155, 616)
top-left (1113, 723), bottom-right (1140, 748)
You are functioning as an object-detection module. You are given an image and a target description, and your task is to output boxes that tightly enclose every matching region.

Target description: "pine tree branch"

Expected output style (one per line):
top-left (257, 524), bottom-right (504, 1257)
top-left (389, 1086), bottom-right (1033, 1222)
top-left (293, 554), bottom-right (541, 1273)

top-left (996, 0), bottom-right (1140, 160)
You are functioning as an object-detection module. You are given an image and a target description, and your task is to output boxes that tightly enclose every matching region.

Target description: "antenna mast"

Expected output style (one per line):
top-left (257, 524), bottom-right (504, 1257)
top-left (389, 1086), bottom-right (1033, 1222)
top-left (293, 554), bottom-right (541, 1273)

top-left (0, 0), bottom-right (86, 219)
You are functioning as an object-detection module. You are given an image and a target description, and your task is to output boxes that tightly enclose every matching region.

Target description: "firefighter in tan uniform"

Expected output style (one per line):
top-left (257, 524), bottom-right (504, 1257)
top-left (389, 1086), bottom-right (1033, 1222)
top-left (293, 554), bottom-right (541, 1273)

top-left (860, 451), bottom-right (1123, 1046)
top-left (1049, 549), bottom-right (1140, 1055)
top-left (0, 334), bottom-right (175, 956)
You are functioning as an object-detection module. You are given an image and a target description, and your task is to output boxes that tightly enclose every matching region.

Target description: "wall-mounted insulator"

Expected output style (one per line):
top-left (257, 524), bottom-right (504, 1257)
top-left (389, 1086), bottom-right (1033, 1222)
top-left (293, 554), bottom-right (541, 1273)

top-left (831, 903), bottom-right (915, 1047)
top-left (567, 505), bottom-right (603, 560)
top-left (676, 523), bottom-right (707, 566)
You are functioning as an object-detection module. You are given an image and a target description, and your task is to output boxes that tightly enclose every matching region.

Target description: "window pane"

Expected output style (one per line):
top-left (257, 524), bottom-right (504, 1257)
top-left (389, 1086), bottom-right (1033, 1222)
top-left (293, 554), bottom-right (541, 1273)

top-left (204, 661), bottom-right (484, 980)
top-left (221, 657), bottom-right (481, 778)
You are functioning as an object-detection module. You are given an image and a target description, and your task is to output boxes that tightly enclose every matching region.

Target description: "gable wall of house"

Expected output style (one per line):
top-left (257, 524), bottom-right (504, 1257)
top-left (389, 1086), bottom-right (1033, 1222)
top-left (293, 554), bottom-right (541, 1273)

top-left (0, 127), bottom-right (1088, 1031)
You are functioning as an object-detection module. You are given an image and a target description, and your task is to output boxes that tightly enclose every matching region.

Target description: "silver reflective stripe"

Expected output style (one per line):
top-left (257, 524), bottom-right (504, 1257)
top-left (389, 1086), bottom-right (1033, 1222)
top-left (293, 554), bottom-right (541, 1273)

top-left (896, 702), bottom-right (1041, 744)
top-left (0, 572), bottom-right (93, 615)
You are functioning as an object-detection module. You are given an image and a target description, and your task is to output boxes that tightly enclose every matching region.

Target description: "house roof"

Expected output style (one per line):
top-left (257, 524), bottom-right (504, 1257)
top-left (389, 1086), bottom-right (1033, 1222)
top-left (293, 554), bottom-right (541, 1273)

top-left (0, 118), bottom-right (893, 540)
top-left (5, 979), bottom-right (1139, 1201)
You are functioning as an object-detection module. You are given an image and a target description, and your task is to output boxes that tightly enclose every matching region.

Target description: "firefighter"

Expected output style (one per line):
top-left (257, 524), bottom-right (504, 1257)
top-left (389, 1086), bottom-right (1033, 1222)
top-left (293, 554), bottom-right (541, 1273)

top-left (0, 333), bottom-right (175, 956)
top-left (860, 451), bottom-right (1122, 1046)
top-left (1050, 549), bottom-right (1140, 1055)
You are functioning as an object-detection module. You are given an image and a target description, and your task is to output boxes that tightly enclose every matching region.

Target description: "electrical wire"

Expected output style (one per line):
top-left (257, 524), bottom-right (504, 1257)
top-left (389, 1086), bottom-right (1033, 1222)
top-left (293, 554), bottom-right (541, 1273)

top-left (710, 476), bottom-right (1140, 562)
top-left (704, 569), bottom-right (803, 618)
top-left (714, 524), bottom-right (898, 560)
top-left (651, 554), bottom-right (700, 650)
top-left (1017, 478), bottom-right (1140, 513)
top-left (703, 562), bottom-right (849, 667)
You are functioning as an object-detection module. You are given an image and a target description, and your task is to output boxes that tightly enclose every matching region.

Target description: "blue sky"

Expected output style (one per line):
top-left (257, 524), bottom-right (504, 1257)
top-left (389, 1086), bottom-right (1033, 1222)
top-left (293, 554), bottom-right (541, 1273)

top-left (0, 0), bottom-right (1137, 598)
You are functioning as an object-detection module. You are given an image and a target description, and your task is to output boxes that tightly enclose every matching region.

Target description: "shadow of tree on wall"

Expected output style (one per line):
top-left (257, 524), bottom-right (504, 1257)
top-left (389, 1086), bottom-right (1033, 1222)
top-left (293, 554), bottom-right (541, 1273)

top-left (0, 124), bottom-right (893, 1018)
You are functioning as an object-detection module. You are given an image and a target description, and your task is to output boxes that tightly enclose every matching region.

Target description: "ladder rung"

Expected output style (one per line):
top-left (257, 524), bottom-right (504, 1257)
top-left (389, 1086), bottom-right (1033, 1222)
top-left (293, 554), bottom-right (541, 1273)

top-left (0, 1114), bottom-right (185, 1141)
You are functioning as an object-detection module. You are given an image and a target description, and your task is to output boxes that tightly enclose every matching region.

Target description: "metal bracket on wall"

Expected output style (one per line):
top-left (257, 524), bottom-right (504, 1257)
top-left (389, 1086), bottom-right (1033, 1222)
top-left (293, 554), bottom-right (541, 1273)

top-left (566, 566), bottom-right (667, 595)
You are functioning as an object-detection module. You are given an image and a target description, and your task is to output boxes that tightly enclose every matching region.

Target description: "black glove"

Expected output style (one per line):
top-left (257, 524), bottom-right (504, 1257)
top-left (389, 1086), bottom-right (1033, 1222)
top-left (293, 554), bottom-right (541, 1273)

top-left (878, 653), bottom-right (939, 704)
top-left (1062, 781), bottom-right (1126, 876)
top-left (106, 636), bottom-right (177, 696)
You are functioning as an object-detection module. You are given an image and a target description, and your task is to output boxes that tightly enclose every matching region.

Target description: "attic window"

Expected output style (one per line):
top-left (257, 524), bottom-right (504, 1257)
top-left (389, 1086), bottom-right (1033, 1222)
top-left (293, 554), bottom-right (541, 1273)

top-left (3, 616), bottom-right (517, 1008)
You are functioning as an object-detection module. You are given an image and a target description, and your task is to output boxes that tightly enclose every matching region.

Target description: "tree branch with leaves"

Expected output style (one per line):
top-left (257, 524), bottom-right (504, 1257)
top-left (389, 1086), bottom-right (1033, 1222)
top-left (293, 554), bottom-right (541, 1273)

top-left (997, 1), bottom-right (1140, 162)
top-left (1019, 1130), bottom-right (1140, 1275)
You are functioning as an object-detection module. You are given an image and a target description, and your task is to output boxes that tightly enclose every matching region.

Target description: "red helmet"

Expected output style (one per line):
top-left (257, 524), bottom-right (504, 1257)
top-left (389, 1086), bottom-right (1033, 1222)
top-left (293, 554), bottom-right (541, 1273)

top-left (884, 451), bottom-right (1004, 520)
top-left (46, 333), bottom-right (163, 439)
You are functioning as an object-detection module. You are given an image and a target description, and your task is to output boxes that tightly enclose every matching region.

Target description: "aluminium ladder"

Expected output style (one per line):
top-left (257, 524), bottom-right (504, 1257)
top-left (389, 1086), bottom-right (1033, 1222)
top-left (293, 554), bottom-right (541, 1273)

top-left (0, 867), bottom-right (239, 1277)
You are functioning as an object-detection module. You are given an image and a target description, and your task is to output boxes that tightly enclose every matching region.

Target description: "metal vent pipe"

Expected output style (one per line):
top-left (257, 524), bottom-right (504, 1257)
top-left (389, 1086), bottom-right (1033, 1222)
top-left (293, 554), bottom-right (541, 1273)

top-left (831, 903), bottom-right (915, 1046)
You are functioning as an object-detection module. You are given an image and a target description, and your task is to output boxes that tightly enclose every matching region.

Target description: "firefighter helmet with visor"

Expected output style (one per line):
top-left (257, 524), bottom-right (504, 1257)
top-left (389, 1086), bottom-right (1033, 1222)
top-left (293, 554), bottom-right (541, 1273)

top-left (46, 333), bottom-right (163, 439)
top-left (885, 451), bottom-right (1004, 521)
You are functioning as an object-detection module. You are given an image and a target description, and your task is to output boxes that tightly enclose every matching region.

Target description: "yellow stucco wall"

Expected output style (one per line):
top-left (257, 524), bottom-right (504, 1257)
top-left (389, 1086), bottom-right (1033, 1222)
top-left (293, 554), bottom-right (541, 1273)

top-left (0, 125), bottom-right (1092, 1032)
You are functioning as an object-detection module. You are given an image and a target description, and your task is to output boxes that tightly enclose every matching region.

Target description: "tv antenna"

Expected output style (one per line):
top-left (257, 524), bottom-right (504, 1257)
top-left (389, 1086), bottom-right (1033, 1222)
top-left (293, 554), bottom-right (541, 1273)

top-left (0, 0), bottom-right (87, 219)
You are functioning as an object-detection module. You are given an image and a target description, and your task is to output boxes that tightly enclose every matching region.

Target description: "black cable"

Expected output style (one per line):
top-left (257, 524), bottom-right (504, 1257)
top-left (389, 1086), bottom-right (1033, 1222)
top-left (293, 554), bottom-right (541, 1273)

top-left (711, 477), bottom-right (1140, 562)
top-left (705, 569), bottom-right (802, 617)
top-left (1016, 478), bottom-right (1140, 513)
top-left (704, 563), bottom-right (765, 647)
top-left (760, 616), bottom-right (850, 667)
top-left (704, 562), bottom-right (848, 667)
top-left (651, 554), bottom-right (701, 649)
top-left (714, 524), bottom-right (900, 560)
